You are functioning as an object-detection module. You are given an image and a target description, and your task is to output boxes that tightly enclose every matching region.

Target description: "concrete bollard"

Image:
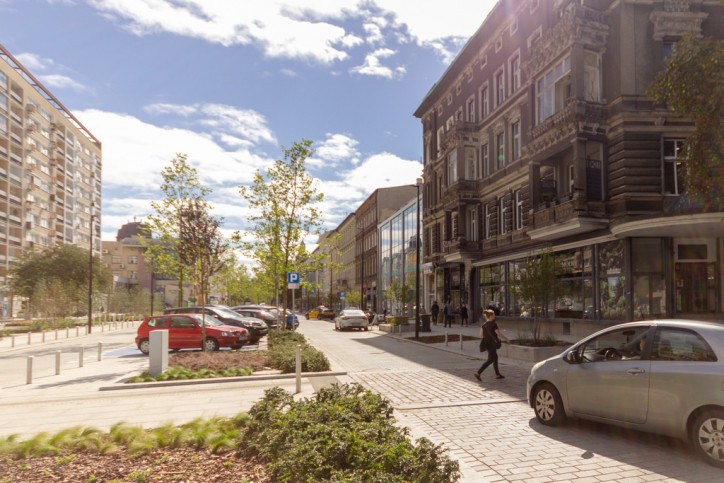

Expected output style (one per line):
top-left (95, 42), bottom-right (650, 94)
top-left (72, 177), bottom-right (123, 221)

top-left (28, 332), bottom-right (31, 345)
top-left (445, 332), bottom-right (449, 346)
top-left (76, 326), bottom-right (79, 336)
top-left (11, 334), bottom-right (15, 348)
top-left (295, 344), bottom-right (302, 394)
top-left (55, 329), bottom-right (58, 340)
top-left (56, 350), bottom-right (61, 375)
top-left (98, 342), bottom-right (102, 361)
top-left (66, 327), bottom-right (69, 338)
top-left (42, 331), bottom-right (46, 343)
top-left (79, 346), bottom-right (84, 367)
top-left (149, 330), bottom-right (169, 377)
top-left (101, 323), bottom-right (104, 333)
top-left (26, 356), bottom-right (33, 384)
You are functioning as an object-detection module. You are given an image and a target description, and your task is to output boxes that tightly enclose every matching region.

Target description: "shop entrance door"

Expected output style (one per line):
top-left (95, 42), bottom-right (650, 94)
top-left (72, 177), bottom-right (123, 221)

top-left (675, 262), bottom-right (717, 313)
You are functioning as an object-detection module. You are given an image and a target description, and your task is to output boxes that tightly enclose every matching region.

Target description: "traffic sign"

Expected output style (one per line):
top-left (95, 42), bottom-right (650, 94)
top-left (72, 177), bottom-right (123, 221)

top-left (340, 292), bottom-right (345, 299)
top-left (287, 272), bottom-right (300, 289)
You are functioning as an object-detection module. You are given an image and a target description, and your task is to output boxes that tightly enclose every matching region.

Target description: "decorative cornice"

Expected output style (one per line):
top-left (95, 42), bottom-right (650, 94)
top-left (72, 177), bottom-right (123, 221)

top-left (649, 8), bottom-right (708, 40)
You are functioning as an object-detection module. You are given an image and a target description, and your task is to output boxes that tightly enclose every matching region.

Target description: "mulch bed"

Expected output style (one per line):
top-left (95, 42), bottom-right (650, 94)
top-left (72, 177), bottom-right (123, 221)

top-left (0, 447), bottom-right (270, 482)
top-left (168, 351), bottom-right (273, 372)
top-left (408, 334), bottom-right (480, 344)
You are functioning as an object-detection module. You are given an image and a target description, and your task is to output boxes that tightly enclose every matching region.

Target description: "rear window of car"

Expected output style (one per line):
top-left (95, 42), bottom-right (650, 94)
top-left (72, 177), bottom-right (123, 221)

top-left (342, 310), bottom-right (365, 316)
top-left (189, 314), bottom-right (224, 326)
top-left (147, 317), bottom-right (167, 328)
top-left (651, 327), bottom-right (718, 362)
top-left (169, 316), bottom-right (196, 329)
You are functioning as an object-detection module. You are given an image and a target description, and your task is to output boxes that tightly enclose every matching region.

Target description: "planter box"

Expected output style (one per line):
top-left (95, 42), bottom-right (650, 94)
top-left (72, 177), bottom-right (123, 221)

top-left (378, 323), bottom-right (415, 333)
top-left (499, 343), bottom-right (567, 363)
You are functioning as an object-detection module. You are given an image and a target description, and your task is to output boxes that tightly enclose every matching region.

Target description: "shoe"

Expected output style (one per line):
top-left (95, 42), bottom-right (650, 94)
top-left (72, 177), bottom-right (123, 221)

top-left (473, 372), bottom-right (481, 381)
top-left (496, 375), bottom-right (505, 379)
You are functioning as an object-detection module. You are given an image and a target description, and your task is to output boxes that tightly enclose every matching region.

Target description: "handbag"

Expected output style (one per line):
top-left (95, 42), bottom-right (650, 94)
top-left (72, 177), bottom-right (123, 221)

top-left (479, 338), bottom-right (487, 352)
top-left (483, 323), bottom-right (502, 350)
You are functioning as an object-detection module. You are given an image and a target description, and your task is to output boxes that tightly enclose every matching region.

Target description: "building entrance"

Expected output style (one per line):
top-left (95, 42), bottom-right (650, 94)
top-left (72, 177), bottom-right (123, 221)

top-left (675, 262), bottom-right (717, 313)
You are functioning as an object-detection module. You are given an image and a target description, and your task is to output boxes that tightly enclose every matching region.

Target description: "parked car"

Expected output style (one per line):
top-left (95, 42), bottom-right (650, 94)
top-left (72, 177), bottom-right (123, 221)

top-left (527, 320), bottom-right (724, 468)
top-left (135, 314), bottom-right (249, 354)
top-left (334, 309), bottom-right (370, 331)
top-left (163, 305), bottom-right (268, 343)
top-left (231, 306), bottom-right (279, 328)
top-left (306, 306), bottom-right (335, 320)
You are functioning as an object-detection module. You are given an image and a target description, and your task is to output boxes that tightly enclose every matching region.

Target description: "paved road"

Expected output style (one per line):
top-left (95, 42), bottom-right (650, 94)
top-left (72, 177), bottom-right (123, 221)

top-left (297, 319), bottom-right (722, 482)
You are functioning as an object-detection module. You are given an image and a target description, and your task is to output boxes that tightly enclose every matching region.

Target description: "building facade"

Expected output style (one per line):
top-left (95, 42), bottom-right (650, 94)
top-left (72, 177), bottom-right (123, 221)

top-left (356, 185), bottom-right (419, 312)
top-left (0, 44), bottom-right (102, 316)
top-left (378, 190), bottom-right (425, 317)
top-left (415, 0), bottom-right (724, 332)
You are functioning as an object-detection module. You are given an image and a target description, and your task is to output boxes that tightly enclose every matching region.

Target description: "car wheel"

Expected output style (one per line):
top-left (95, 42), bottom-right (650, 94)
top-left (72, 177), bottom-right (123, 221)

top-left (138, 338), bottom-right (150, 355)
top-left (533, 382), bottom-right (566, 426)
top-left (203, 337), bottom-right (219, 352)
top-left (691, 408), bottom-right (724, 468)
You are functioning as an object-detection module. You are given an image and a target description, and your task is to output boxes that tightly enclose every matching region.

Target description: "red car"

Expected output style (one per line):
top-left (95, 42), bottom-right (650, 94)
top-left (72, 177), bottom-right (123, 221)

top-left (135, 314), bottom-right (249, 354)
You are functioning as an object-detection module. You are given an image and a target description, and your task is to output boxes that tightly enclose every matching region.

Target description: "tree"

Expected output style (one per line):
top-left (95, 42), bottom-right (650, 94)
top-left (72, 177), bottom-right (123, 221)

top-left (238, 139), bottom-right (325, 315)
top-left (178, 197), bottom-right (231, 347)
top-left (142, 154), bottom-right (212, 307)
top-left (510, 248), bottom-right (566, 344)
top-left (10, 245), bottom-right (110, 317)
top-left (344, 289), bottom-right (362, 308)
top-left (648, 34), bottom-right (724, 206)
top-left (383, 278), bottom-right (413, 317)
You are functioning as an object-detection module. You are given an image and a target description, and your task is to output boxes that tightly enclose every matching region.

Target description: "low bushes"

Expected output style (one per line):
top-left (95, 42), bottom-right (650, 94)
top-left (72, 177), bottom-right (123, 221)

top-left (267, 330), bottom-right (330, 373)
top-left (242, 384), bottom-right (460, 482)
top-left (387, 316), bottom-right (409, 325)
top-left (128, 365), bottom-right (253, 383)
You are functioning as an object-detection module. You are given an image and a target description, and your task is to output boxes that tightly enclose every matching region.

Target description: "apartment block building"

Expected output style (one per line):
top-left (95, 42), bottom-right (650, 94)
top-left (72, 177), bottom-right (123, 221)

top-left (414, 0), bottom-right (724, 331)
top-left (0, 44), bottom-right (101, 316)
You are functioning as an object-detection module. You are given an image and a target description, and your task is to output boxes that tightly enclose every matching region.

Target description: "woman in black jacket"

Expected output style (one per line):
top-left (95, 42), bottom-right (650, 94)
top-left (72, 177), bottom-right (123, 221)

top-left (474, 309), bottom-right (511, 380)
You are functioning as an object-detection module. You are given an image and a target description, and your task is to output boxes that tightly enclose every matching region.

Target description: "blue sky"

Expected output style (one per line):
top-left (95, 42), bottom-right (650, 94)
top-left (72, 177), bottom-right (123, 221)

top-left (1, 0), bottom-right (498, 248)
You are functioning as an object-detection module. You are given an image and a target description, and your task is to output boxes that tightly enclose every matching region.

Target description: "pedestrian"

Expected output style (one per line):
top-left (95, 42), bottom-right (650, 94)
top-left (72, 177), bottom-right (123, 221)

top-left (443, 301), bottom-right (453, 328)
top-left (460, 303), bottom-right (469, 326)
top-left (430, 301), bottom-right (440, 325)
top-left (474, 309), bottom-right (511, 381)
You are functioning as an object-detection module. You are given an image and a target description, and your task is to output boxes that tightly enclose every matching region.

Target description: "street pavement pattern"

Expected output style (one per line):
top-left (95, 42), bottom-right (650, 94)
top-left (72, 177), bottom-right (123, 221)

top-left (299, 320), bottom-right (723, 482)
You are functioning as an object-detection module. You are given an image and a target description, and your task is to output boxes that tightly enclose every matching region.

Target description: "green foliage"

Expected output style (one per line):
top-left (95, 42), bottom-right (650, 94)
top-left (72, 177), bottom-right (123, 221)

top-left (267, 330), bottom-right (330, 373)
top-left (343, 289), bottom-right (362, 308)
top-left (383, 279), bottom-right (413, 316)
top-left (128, 365), bottom-right (253, 383)
top-left (9, 245), bottom-right (110, 317)
top-left (388, 316), bottom-right (409, 325)
top-left (242, 384), bottom-right (460, 482)
top-left (511, 248), bottom-right (566, 343)
top-left (648, 34), bottom-right (724, 207)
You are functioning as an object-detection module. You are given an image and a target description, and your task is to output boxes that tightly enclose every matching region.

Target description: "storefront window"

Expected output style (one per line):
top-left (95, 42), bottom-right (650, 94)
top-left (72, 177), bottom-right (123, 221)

top-left (554, 248), bottom-right (594, 319)
top-left (632, 238), bottom-right (666, 320)
top-left (599, 240), bottom-right (627, 320)
top-left (480, 263), bottom-right (506, 315)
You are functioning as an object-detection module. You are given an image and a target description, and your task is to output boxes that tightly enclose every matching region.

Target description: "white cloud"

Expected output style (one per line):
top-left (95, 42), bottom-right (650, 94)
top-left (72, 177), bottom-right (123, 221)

top-left (351, 48), bottom-right (405, 79)
top-left (309, 133), bottom-right (360, 168)
top-left (15, 52), bottom-right (53, 71)
top-left (342, 152), bottom-right (422, 192)
top-left (38, 74), bottom-right (87, 91)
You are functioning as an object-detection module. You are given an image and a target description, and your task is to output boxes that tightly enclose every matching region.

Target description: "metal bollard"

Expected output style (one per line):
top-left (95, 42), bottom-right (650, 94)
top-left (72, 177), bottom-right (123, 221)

top-left (85, 326), bottom-right (88, 335)
top-left (101, 323), bottom-right (104, 333)
top-left (26, 356), bottom-right (33, 384)
top-left (98, 342), bottom-right (102, 361)
top-left (66, 327), bottom-right (70, 338)
top-left (28, 332), bottom-right (31, 345)
top-left (42, 330), bottom-right (46, 343)
top-left (55, 329), bottom-right (58, 340)
top-left (445, 332), bottom-right (449, 346)
top-left (79, 346), bottom-right (84, 367)
top-left (76, 326), bottom-right (79, 336)
top-left (460, 332), bottom-right (464, 350)
top-left (295, 344), bottom-right (302, 394)
top-left (11, 334), bottom-right (15, 348)
top-left (56, 350), bottom-right (61, 375)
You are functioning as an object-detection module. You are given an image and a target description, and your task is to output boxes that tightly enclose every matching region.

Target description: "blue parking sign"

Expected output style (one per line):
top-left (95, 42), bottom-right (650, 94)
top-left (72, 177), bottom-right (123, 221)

top-left (287, 272), bottom-right (299, 284)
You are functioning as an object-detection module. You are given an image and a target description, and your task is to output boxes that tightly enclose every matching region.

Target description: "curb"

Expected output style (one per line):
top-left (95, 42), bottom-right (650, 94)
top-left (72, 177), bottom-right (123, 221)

top-left (99, 370), bottom-right (348, 391)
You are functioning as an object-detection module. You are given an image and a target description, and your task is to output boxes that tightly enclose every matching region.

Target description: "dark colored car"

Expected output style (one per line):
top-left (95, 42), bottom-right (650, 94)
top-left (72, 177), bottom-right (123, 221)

top-left (135, 314), bottom-right (249, 353)
top-left (232, 306), bottom-right (279, 329)
top-left (163, 305), bottom-right (268, 343)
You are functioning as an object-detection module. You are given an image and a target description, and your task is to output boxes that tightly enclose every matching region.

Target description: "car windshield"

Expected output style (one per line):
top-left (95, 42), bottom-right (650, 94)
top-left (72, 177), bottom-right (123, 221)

top-left (210, 306), bottom-right (244, 318)
top-left (190, 315), bottom-right (224, 326)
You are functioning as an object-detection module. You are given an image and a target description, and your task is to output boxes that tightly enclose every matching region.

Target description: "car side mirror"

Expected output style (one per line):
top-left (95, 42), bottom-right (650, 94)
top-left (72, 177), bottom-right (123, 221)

top-left (565, 350), bottom-right (581, 364)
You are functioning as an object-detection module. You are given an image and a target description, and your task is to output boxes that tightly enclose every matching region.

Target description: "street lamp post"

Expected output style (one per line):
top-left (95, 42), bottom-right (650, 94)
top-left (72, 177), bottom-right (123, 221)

top-left (415, 178), bottom-right (422, 340)
top-left (88, 211), bottom-right (96, 334)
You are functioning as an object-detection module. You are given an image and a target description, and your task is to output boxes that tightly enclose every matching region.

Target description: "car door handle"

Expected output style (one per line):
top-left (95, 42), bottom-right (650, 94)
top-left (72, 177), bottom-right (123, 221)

top-left (627, 368), bottom-right (646, 375)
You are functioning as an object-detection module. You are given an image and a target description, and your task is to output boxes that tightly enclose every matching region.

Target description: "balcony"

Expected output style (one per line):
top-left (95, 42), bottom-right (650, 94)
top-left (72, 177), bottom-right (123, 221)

top-left (528, 197), bottom-right (608, 241)
top-left (441, 179), bottom-right (478, 206)
top-left (442, 237), bottom-right (482, 262)
top-left (527, 100), bottom-right (605, 155)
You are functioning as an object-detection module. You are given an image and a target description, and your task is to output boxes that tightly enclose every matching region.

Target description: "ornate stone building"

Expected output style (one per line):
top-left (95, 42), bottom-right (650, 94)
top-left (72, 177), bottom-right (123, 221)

top-left (414, 0), bottom-right (724, 332)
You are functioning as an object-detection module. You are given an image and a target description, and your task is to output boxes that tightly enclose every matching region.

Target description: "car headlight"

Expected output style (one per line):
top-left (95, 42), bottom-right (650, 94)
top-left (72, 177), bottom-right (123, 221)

top-left (221, 331), bottom-right (234, 336)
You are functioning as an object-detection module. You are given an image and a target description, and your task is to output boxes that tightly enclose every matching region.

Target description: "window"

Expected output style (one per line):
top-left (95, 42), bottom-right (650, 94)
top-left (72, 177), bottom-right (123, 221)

top-left (499, 197), bottom-right (507, 235)
top-left (511, 122), bottom-right (521, 161)
top-left (663, 139), bottom-right (685, 194)
top-left (568, 165), bottom-right (575, 194)
top-left (446, 116), bottom-right (454, 131)
top-left (128, 255), bottom-right (138, 264)
top-left (496, 132), bottom-right (505, 169)
top-left (515, 190), bottom-right (524, 230)
top-left (482, 143), bottom-right (489, 178)
top-left (129, 271), bottom-right (137, 280)
top-left (436, 127), bottom-right (445, 157)
top-left (495, 37), bottom-right (503, 53)
top-left (509, 53), bottom-right (521, 93)
top-left (528, 26), bottom-right (542, 49)
top-left (147, 317), bottom-right (168, 328)
top-left (112, 256), bottom-right (121, 264)
top-left (509, 19), bottom-right (518, 36)
top-left (447, 152), bottom-right (457, 185)
top-left (495, 68), bottom-right (506, 107)
top-left (466, 96), bottom-right (476, 123)
top-left (663, 41), bottom-right (675, 60)
top-left (465, 147), bottom-right (477, 180)
top-left (479, 84), bottom-right (489, 119)
top-left (484, 205), bottom-right (492, 239)
top-left (455, 107), bottom-right (463, 122)
top-left (583, 51), bottom-right (601, 102)
top-left (577, 326), bottom-right (651, 363)
top-left (537, 56), bottom-right (571, 124)
top-left (651, 327), bottom-right (717, 362)
top-left (466, 206), bottom-right (478, 241)
top-left (170, 316), bottom-right (196, 329)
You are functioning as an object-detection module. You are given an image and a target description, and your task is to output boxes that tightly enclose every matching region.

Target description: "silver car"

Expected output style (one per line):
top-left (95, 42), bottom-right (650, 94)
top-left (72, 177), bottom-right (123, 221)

top-left (527, 320), bottom-right (724, 468)
top-left (334, 309), bottom-right (370, 331)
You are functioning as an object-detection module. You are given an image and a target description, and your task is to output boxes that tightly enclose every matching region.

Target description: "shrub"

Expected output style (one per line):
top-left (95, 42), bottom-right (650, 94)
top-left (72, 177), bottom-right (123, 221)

top-left (242, 384), bottom-right (460, 482)
top-left (267, 330), bottom-right (330, 373)
top-left (388, 316), bottom-right (409, 325)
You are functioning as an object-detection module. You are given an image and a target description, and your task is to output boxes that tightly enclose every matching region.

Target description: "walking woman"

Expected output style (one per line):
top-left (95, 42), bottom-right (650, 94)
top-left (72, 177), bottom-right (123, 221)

top-left (474, 309), bottom-right (511, 380)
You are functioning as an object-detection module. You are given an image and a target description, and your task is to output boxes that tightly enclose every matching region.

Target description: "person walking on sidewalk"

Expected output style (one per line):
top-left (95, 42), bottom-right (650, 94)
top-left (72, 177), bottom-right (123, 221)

top-left (443, 301), bottom-right (453, 328)
top-left (430, 301), bottom-right (440, 326)
top-left (474, 309), bottom-right (511, 381)
top-left (460, 304), bottom-right (469, 326)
